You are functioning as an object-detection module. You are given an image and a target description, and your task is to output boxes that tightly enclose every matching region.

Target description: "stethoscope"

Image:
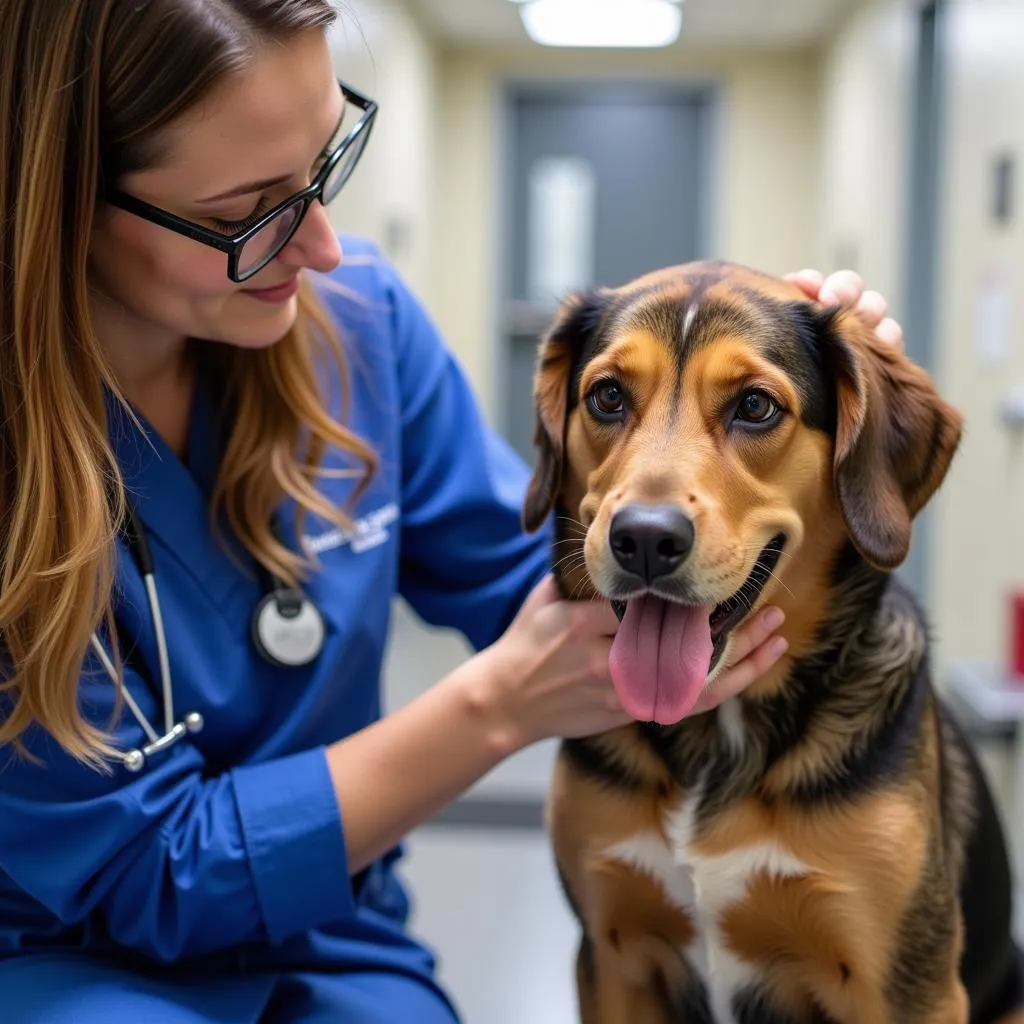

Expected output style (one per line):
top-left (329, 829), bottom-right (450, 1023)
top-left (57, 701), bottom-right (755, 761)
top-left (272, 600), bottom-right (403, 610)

top-left (90, 503), bottom-right (326, 773)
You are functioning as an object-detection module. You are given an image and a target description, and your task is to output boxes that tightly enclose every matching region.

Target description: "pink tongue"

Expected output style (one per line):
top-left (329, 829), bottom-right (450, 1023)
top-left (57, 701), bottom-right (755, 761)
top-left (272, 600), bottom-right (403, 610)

top-left (609, 596), bottom-right (714, 725)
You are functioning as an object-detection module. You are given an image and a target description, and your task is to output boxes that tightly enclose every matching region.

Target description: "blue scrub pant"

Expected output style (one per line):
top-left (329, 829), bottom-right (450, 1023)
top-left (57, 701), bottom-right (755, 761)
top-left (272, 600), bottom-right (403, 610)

top-left (2, 955), bottom-right (460, 1023)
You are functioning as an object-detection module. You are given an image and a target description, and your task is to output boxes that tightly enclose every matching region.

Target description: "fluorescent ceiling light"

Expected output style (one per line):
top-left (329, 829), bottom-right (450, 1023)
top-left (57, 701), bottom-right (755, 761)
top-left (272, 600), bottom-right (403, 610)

top-left (516, 0), bottom-right (683, 48)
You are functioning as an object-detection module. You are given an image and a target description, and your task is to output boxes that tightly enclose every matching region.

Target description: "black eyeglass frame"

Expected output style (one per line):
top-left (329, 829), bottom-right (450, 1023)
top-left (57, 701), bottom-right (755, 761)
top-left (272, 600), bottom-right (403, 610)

top-left (98, 79), bottom-right (378, 283)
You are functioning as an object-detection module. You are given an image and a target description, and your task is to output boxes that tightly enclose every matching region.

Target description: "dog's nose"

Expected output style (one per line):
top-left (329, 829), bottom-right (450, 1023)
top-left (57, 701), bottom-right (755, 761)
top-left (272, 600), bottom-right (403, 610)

top-left (609, 505), bottom-right (695, 582)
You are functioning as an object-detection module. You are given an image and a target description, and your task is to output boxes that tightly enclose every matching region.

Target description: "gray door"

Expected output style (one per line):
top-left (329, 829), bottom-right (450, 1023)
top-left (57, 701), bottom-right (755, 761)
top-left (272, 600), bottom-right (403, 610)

top-left (500, 81), bottom-right (715, 463)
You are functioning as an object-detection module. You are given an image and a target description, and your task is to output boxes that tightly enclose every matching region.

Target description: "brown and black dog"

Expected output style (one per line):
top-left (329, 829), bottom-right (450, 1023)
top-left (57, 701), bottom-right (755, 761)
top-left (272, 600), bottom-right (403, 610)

top-left (522, 260), bottom-right (1024, 1024)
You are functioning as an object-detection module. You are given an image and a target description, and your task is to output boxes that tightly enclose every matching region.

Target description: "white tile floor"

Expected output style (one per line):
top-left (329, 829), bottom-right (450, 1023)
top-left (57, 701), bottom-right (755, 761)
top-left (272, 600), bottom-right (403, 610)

top-left (399, 828), bottom-right (582, 1024)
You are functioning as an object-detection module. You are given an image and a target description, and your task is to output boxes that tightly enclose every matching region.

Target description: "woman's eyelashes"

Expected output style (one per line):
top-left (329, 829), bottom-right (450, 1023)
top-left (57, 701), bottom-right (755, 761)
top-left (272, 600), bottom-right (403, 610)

top-left (208, 143), bottom-right (336, 234)
top-left (210, 196), bottom-right (273, 234)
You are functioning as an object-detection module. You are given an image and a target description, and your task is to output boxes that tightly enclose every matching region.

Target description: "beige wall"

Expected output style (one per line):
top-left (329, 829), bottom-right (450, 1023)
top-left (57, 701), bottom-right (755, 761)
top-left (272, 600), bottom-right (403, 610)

top-left (931, 0), bottom-right (1024, 677)
top-left (327, 0), bottom-right (440, 302)
top-left (431, 46), bottom-right (824, 419)
top-left (816, 0), bottom-right (916, 312)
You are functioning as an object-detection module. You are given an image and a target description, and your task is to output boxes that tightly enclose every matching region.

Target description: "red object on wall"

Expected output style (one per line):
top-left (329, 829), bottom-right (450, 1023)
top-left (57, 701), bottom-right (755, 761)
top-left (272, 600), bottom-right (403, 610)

top-left (1010, 592), bottom-right (1024, 684)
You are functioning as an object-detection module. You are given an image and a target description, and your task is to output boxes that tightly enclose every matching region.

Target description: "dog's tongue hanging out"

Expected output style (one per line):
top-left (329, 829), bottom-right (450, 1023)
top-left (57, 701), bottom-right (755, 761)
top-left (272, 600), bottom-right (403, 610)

top-left (609, 596), bottom-right (714, 724)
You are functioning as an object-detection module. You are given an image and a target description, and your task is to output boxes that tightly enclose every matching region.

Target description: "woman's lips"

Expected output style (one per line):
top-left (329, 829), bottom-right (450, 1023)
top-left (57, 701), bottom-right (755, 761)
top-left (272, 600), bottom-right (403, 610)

top-left (242, 276), bottom-right (300, 303)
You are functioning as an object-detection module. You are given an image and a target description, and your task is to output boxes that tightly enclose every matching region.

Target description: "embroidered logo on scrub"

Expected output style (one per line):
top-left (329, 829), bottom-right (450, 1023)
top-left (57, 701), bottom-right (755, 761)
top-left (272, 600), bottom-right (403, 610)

top-left (303, 502), bottom-right (399, 556)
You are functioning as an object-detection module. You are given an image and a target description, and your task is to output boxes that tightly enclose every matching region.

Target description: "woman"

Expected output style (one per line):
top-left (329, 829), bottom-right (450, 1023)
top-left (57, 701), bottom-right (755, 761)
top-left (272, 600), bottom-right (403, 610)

top-left (0, 1), bottom-right (899, 1020)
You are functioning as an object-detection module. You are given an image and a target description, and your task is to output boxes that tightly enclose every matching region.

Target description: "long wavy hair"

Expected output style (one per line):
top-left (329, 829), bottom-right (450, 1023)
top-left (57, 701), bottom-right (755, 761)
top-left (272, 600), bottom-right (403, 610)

top-left (0, 0), bottom-right (376, 767)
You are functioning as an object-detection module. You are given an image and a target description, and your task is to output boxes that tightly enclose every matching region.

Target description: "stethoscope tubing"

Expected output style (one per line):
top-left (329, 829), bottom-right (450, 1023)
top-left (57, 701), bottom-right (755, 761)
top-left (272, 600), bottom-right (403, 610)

top-left (94, 503), bottom-right (323, 773)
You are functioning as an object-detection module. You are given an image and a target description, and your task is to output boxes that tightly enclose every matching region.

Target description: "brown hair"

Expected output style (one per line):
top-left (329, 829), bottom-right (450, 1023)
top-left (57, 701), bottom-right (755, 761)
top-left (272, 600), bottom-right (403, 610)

top-left (0, 0), bottom-right (376, 767)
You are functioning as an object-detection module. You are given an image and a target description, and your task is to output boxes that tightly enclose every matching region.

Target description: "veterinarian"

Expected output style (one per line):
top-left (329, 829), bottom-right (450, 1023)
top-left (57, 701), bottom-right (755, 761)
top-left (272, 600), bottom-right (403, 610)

top-left (0, 1), bottom-right (902, 1021)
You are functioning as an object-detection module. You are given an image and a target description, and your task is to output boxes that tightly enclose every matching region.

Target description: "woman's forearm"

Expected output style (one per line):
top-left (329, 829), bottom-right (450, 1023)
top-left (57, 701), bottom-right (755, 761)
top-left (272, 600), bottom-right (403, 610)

top-left (325, 650), bottom-right (520, 875)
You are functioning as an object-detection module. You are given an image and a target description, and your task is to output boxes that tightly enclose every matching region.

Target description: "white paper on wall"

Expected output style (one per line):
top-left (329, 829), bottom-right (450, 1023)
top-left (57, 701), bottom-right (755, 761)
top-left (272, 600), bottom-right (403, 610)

top-left (526, 156), bottom-right (596, 304)
top-left (975, 268), bottom-right (1012, 366)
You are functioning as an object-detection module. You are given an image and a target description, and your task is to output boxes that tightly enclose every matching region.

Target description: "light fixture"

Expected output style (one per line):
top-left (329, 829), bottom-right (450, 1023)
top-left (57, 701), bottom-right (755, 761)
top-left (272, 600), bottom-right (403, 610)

top-left (513, 0), bottom-right (683, 49)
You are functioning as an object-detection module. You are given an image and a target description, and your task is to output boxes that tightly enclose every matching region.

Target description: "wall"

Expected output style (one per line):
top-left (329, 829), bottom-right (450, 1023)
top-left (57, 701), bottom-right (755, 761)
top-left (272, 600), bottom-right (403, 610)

top-left (931, 0), bottom-right (1024, 677)
top-left (430, 45), bottom-right (823, 422)
top-left (327, 0), bottom-right (440, 303)
top-left (816, 0), bottom-right (917, 311)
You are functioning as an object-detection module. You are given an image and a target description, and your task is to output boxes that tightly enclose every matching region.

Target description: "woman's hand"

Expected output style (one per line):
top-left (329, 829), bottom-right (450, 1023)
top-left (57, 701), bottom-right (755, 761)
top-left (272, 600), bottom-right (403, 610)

top-left (478, 576), bottom-right (631, 748)
top-left (688, 606), bottom-right (788, 714)
top-left (784, 267), bottom-right (905, 351)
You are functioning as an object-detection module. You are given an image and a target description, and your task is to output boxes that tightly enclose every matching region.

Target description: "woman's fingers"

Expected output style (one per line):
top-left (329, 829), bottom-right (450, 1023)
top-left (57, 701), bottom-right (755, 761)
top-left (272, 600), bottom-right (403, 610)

top-left (818, 269), bottom-right (866, 309)
top-left (876, 316), bottom-right (905, 351)
top-left (783, 268), bottom-right (825, 299)
top-left (690, 607), bottom-right (788, 714)
top-left (784, 268), bottom-right (905, 351)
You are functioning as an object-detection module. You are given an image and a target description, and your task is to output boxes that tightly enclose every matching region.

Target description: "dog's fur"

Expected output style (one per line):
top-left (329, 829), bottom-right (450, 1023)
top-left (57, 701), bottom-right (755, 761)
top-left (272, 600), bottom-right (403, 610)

top-left (523, 260), bottom-right (1023, 1024)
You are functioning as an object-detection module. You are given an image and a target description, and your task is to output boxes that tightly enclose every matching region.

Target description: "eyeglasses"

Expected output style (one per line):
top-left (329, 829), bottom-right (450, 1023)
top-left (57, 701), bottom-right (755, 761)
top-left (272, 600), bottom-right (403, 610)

top-left (99, 80), bottom-right (377, 283)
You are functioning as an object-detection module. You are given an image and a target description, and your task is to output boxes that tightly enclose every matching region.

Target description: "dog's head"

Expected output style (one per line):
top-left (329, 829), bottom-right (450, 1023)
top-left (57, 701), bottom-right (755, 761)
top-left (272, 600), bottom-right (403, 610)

top-left (523, 260), bottom-right (962, 725)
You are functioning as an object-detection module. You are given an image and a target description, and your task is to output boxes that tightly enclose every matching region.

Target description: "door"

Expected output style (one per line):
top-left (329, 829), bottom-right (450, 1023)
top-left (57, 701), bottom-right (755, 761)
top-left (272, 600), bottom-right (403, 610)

top-left (499, 81), bottom-right (716, 463)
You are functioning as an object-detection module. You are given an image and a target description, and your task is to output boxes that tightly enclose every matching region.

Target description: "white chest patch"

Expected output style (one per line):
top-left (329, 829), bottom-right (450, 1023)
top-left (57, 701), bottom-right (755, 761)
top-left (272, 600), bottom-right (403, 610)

top-left (601, 786), bottom-right (811, 1024)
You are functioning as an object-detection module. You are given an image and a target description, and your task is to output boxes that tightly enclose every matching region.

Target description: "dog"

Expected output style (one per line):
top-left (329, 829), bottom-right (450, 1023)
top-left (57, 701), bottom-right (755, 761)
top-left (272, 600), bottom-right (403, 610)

top-left (522, 260), bottom-right (1024, 1024)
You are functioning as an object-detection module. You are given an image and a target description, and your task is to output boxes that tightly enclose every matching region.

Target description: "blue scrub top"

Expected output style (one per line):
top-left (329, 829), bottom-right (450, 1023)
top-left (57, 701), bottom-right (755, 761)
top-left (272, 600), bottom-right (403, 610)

top-left (0, 235), bottom-right (554, 1022)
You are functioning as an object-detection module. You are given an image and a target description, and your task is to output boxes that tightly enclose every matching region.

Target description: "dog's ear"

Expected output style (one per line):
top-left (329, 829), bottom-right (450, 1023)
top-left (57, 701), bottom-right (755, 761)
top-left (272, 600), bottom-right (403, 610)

top-left (809, 305), bottom-right (963, 570)
top-left (522, 289), bottom-right (610, 533)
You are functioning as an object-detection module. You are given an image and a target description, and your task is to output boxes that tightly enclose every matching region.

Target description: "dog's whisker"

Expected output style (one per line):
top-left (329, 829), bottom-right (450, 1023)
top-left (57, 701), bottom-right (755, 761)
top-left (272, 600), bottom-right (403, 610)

top-left (555, 515), bottom-right (588, 536)
top-left (552, 550), bottom-right (589, 571)
top-left (763, 566), bottom-right (795, 600)
top-left (737, 543), bottom-right (793, 564)
top-left (553, 553), bottom-right (589, 574)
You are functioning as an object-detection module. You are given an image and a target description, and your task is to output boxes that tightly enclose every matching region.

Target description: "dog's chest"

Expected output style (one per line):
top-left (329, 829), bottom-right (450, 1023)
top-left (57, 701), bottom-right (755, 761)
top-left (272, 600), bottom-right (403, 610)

top-left (602, 786), bottom-right (812, 1024)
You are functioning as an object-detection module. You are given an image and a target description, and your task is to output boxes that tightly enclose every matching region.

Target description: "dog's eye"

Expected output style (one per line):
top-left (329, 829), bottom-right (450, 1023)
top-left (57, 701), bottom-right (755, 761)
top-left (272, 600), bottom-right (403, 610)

top-left (735, 389), bottom-right (779, 424)
top-left (587, 381), bottom-right (626, 421)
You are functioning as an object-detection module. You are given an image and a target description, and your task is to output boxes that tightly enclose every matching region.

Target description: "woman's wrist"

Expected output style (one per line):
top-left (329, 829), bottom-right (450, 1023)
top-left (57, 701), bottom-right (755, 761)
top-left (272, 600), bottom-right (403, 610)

top-left (456, 643), bottom-right (534, 762)
top-left (324, 646), bottom-right (531, 875)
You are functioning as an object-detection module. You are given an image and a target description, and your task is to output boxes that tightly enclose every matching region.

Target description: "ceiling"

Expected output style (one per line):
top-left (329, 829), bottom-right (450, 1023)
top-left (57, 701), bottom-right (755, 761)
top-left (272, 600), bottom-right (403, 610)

top-left (404, 0), bottom-right (856, 50)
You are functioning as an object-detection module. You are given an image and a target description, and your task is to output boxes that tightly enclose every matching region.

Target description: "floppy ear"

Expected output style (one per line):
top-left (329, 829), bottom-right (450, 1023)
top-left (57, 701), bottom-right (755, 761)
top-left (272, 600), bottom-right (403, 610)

top-left (811, 306), bottom-right (963, 570)
top-left (522, 289), bottom-right (610, 533)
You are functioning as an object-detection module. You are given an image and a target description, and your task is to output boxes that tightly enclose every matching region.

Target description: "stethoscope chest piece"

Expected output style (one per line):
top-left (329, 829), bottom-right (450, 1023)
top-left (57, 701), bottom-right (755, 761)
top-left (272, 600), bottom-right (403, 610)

top-left (251, 587), bottom-right (326, 668)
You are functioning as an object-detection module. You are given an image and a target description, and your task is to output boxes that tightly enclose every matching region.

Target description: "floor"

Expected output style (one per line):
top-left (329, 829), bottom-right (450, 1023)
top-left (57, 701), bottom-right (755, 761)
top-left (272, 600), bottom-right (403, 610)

top-left (381, 598), bottom-right (1024, 1024)
top-left (399, 828), bottom-right (581, 1024)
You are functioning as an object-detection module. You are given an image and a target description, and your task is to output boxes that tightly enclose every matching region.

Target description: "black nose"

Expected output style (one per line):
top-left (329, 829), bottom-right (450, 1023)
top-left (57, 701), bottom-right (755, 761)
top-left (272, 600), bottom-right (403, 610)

top-left (609, 505), bottom-right (695, 582)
